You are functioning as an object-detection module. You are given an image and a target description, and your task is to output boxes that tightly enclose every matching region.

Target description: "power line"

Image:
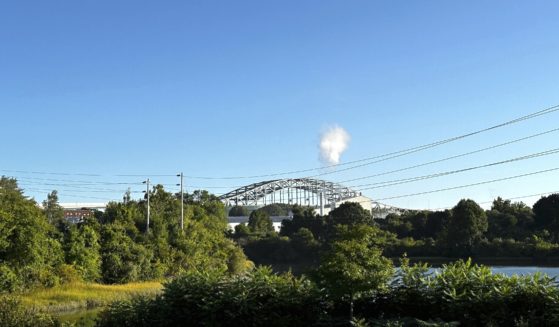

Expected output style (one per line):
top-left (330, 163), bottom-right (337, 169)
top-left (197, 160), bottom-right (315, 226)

top-left (16, 181), bottom-right (143, 193)
top-left (12, 176), bottom-right (144, 185)
top-left (336, 127), bottom-right (559, 184)
top-left (216, 163), bottom-right (559, 209)
top-left (21, 188), bottom-right (118, 201)
top-left (430, 190), bottom-right (559, 211)
top-left (11, 176), bottom-right (234, 189)
top-left (3, 103), bottom-right (557, 180)
top-left (183, 103), bottom-right (559, 180)
top-left (350, 148), bottom-right (559, 190)
top-left (212, 136), bottom-right (559, 197)
top-left (213, 148), bottom-right (559, 199)
top-left (109, 126), bottom-right (559, 193)
top-left (310, 169), bottom-right (559, 210)
top-left (375, 167), bottom-right (559, 201)
top-left (21, 186), bottom-right (142, 194)
top-left (6, 105), bottom-right (559, 179)
top-left (478, 191), bottom-right (559, 205)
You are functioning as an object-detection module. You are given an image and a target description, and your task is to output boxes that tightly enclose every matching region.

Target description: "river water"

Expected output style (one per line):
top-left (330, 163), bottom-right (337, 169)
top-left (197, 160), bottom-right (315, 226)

top-left (491, 266), bottom-right (559, 278)
top-left (419, 266), bottom-right (559, 279)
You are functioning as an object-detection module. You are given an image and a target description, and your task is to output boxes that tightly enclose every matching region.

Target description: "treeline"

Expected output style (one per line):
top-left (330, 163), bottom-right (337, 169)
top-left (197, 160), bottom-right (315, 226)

top-left (0, 176), bottom-right (251, 293)
top-left (379, 195), bottom-right (559, 258)
top-left (232, 194), bottom-right (559, 267)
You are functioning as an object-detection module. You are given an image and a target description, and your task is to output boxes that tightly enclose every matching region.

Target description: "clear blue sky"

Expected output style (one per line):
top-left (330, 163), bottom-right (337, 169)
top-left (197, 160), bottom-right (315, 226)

top-left (1, 1), bottom-right (559, 209)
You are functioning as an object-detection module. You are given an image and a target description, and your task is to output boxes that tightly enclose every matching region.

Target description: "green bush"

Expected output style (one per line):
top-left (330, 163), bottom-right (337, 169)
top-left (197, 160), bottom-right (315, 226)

top-left (0, 295), bottom-right (57, 327)
top-left (57, 264), bottom-right (83, 284)
top-left (0, 264), bottom-right (21, 293)
top-left (97, 267), bottom-right (324, 327)
top-left (373, 259), bottom-right (559, 326)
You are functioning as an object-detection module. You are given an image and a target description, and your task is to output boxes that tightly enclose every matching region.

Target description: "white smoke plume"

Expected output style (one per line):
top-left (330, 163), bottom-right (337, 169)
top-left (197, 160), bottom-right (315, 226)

top-left (319, 126), bottom-right (351, 165)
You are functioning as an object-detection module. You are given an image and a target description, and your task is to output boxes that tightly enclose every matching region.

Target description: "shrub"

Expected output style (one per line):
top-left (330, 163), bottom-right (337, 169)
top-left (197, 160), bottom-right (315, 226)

top-left (374, 259), bottom-right (559, 326)
top-left (0, 264), bottom-right (21, 293)
top-left (57, 264), bottom-right (83, 285)
top-left (0, 295), bottom-right (56, 327)
top-left (98, 267), bottom-right (324, 326)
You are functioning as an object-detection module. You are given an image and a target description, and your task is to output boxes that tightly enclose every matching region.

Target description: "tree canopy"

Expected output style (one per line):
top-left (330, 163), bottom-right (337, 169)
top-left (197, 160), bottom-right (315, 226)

top-left (328, 202), bottom-right (372, 226)
top-left (445, 199), bottom-right (488, 253)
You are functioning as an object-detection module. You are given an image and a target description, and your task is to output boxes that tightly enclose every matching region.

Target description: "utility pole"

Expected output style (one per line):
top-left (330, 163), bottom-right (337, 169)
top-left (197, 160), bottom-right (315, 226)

top-left (320, 180), bottom-right (326, 216)
top-left (177, 172), bottom-right (184, 230)
top-left (143, 178), bottom-right (150, 234)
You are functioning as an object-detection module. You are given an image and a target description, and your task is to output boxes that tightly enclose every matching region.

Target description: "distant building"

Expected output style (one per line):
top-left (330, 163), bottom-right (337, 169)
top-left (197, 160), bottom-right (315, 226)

top-left (63, 209), bottom-right (93, 224)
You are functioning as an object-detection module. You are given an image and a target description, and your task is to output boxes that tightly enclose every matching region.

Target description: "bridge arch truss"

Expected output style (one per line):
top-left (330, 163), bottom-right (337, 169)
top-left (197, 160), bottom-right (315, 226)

top-left (219, 178), bottom-right (362, 207)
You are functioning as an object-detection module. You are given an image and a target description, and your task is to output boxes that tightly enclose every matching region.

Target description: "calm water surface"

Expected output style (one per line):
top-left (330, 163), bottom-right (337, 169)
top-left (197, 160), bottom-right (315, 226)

top-left (491, 266), bottom-right (559, 278)
top-left (424, 266), bottom-right (559, 279)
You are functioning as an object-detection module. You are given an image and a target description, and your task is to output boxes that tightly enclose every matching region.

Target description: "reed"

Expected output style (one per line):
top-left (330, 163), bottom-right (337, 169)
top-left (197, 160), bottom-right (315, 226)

top-left (19, 281), bottom-right (162, 313)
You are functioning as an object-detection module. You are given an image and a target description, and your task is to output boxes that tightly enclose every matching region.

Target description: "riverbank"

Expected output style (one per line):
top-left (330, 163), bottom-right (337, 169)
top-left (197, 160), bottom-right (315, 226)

top-left (18, 281), bottom-right (163, 314)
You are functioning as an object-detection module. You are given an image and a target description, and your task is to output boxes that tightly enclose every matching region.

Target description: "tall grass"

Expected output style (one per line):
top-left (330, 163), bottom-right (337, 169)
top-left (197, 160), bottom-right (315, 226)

top-left (19, 281), bottom-right (162, 313)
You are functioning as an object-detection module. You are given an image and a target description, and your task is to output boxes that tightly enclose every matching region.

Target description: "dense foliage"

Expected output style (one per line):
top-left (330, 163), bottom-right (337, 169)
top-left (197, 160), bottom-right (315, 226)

top-left (0, 176), bottom-right (251, 293)
top-left (371, 258), bottom-right (559, 326)
top-left (0, 295), bottom-right (57, 327)
top-left (0, 178), bottom-right (64, 290)
top-left (97, 267), bottom-right (324, 327)
top-left (97, 258), bottom-right (559, 326)
top-left (237, 194), bottom-right (559, 268)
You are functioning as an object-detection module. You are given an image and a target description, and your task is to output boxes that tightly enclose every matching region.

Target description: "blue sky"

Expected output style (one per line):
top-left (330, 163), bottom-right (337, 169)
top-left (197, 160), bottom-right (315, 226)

top-left (1, 1), bottom-right (559, 209)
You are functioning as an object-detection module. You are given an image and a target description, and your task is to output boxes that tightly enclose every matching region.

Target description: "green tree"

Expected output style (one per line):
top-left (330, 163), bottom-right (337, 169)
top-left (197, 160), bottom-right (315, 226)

top-left (425, 210), bottom-right (451, 241)
top-left (291, 227), bottom-right (320, 259)
top-left (100, 223), bottom-right (155, 284)
top-left (248, 210), bottom-right (274, 235)
top-left (487, 197), bottom-right (534, 240)
top-left (445, 199), bottom-right (488, 253)
top-left (65, 224), bottom-right (102, 281)
top-left (42, 190), bottom-right (65, 228)
top-left (0, 177), bottom-right (64, 289)
top-left (314, 238), bottom-right (393, 320)
top-left (187, 190), bottom-right (221, 204)
top-left (233, 223), bottom-right (250, 238)
top-left (280, 206), bottom-right (325, 240)
top-left (328, 202), bottom-right (372, 226)
top-left (378, 213), bottom-right (414, 238)
top-left (533, 194), bottom-right (559, 238)
top-left (333, 223), bottom-right (398, 248)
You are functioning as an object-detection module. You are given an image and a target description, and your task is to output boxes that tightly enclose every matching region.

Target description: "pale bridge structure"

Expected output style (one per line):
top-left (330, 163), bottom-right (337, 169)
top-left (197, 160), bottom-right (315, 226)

top-left (219, 178), bottom-right (403, 217)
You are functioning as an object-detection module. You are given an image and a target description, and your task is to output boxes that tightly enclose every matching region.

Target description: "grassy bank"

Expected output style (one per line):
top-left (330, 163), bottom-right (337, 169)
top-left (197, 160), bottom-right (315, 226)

top-left (19, 281), bottom-right (163, 313)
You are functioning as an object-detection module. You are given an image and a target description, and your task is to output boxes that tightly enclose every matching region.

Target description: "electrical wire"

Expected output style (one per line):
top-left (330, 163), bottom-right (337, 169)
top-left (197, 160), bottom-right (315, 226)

top-left (430, 190), bottom-right (559, 211)
top-left (335, 127), bottom-right (559, 184)
top-left (182, 103), bottom-right (559, 179)
top-left (166, 126), bottom-right (559, 192)
top-left (350, 148), bottom-right (559, 190)
top-left (1, 104), bottom-right (558, 180)
top-left (15, 181), bottom-right (143, 193)
top-left (375, 167), bottom-right (559, 201)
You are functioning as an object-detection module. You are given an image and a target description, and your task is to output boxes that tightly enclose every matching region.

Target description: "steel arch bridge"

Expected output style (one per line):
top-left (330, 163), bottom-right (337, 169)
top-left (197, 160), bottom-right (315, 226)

top-left (219, 178), bottom-right (407, 217)
top-left (219, 178), bottom-right (362, 207)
